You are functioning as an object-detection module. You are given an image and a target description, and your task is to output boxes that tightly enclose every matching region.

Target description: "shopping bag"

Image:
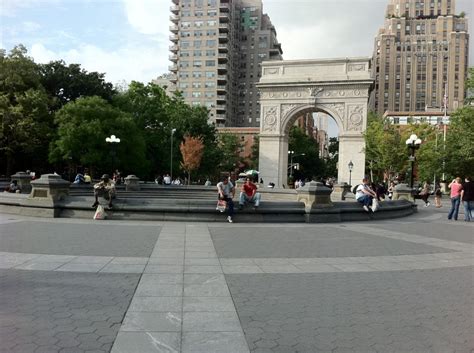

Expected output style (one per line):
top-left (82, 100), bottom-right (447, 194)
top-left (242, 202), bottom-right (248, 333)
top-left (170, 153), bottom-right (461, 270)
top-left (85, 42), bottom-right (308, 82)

top-left (372, 198), bottom-right (380, 212)
top-left (93, 204), bottom-right (106, 220)
top-left (216, 199), bottom-right (227, 213)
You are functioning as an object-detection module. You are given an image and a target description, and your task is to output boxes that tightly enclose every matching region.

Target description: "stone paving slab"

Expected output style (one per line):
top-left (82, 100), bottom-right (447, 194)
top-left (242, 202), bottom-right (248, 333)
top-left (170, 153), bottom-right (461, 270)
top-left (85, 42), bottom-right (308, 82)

top-left (111, 224), bottom-right (250, 353)
top-left (0, 269), bottom-right (140, 353)
top-left (209, 226), bottom-right (455, 258)
top-left (0, 221), bottom-right (160, 257)
top-left (377, 221), bottom-right (474, 244)
top-left (1, 210), bottom-right (473, 353)
top-left (226, 268), bottom-right (474, 353)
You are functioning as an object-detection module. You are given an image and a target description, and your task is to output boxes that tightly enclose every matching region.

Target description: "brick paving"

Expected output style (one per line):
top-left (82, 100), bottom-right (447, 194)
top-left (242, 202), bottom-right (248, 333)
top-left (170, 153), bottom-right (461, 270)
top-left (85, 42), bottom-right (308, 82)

top-left (0, 206), bottom-right (472, 353)
top-left (0, 270), bottom-right (140, 353)
top-left (226, 268), bottom-right (473, 353)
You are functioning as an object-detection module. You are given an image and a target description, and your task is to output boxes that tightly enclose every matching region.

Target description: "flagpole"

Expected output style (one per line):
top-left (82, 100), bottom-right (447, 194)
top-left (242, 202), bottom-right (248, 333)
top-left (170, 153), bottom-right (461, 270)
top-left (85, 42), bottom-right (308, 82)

top-left (442, 83), bottom-right (447, 181)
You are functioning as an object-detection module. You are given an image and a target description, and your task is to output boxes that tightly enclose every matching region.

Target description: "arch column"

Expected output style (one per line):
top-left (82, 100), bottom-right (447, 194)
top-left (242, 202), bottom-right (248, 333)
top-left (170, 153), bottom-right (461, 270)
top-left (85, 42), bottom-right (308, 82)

top-left (259, 134), bottom-right (288, 188)
top-left (337, 135), bottom-right (366, 185)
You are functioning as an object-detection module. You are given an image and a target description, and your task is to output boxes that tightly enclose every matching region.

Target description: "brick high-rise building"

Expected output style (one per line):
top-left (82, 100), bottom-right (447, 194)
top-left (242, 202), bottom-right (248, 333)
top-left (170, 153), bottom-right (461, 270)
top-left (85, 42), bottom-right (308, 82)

top-left (372, 0), bottom-right (469, 115)
top-left (169, 0), bottom-right (282, 127)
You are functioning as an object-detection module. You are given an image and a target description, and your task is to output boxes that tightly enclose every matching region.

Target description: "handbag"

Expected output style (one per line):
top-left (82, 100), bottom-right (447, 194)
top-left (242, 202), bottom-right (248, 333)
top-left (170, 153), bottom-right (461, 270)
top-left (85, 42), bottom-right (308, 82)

top-left (216, 199), bottom-right (227, 213)
top-left (93, 204), bottom-right (106, 220)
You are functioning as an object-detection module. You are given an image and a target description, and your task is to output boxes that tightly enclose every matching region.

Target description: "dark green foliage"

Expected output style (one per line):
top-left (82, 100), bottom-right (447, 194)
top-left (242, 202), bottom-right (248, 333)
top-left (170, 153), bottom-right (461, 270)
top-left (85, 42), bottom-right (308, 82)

top-left (50, 96), bottom-right (148, 177)
top-left (0, 45), bottom-right (51, 175)
top-left (288, 126), bottom-right (325, 181)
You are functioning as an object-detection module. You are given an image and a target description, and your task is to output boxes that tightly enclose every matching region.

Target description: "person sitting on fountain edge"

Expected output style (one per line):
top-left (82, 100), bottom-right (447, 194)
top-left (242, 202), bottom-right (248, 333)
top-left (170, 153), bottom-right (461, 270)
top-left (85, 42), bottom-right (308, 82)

top-left (92, 174), bottom-right (116, 209)
top-left (239, 177), bottom-right (261, 211)
top-left (356, 177), bottom-right (377, 212)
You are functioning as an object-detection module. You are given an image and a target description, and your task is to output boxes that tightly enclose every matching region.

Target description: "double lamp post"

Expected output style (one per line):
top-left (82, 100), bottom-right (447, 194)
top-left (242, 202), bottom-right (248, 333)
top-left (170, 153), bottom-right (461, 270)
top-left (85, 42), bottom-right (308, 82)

top-left (405, 133), bottom-right (421, 189)
top-left (288, 150), bottom-right (305, 178)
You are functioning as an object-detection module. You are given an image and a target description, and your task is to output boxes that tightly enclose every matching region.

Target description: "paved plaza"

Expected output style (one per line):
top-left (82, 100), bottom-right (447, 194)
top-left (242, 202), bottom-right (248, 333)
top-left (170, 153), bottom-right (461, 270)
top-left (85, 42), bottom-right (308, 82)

top-left (0, 202), bottom-right (472, 353)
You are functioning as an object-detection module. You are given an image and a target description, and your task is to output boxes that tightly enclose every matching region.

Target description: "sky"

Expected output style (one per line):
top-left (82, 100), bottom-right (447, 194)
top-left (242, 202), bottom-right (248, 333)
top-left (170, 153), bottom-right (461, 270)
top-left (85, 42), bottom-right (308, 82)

top-left (2, 0), bottom-right (472, 87)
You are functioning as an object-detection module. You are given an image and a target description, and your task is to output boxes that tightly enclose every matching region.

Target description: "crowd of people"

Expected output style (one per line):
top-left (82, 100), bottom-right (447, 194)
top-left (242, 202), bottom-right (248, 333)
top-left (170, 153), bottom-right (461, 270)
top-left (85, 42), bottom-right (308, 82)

top-left (351, 176), bottom-right (473, 221)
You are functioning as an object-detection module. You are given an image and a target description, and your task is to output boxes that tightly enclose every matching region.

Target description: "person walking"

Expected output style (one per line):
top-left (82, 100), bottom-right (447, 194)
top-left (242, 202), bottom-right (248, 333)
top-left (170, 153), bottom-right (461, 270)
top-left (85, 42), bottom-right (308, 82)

top-left (418, 181), bottom-right (431, 207)
top-left (447, 177), bottom-right (463, 221)
top-left (434, 182), bottom-right (442, 208)
top-left (461, 176), bottom-right (473, 222)
top-left (217, 176), bottom-right (235, 223)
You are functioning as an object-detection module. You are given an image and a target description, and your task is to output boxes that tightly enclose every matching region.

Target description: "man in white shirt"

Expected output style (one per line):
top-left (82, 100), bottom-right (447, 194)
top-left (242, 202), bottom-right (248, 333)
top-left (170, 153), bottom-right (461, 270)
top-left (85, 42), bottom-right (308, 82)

top-left (356, 177), bottom-right (377, 212)
top-left (216, 177), bottom-right (235, 223)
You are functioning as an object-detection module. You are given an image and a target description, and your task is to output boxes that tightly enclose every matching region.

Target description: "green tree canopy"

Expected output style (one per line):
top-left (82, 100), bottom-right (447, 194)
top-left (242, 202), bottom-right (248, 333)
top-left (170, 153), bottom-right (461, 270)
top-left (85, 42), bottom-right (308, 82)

top-left (325, 137), bottom-right (339, 178)
top-left (364, 112), bottom-right (406, 181)
top-left (114, 82), bottom-right (219, 180)
top-left (40, 60), bottom-right (116, 111)
top-left (444, 106), bottom-right (474, 178)
top-left (49, 96), bottom-right (148, 177)
top-left (217, 133), bottom-right (243, 173)
top-left (0, 45), bottom-right (51, 175)
top-left (288, 126), bottom-right (325, 181)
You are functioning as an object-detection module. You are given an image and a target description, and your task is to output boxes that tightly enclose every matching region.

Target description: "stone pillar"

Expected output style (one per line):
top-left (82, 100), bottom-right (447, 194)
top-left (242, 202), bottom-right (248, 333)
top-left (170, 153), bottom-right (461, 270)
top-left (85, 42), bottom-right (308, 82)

top-left (29, 174), bottom-right (70, 201)
top-left (332, 183), bottom-right (351, 201)
top-left (25, 174), bottom-right (70, 217)
top-left (296, 181), bottom-right (334, 223)
top-left (392, 183), bottom-right (414, 202)
top-left (296, 181), bottom-right (333, 210)
top-left (124, 175), bottom-right (140, 191)
top-left (11, 172), bottom-right (32, 194)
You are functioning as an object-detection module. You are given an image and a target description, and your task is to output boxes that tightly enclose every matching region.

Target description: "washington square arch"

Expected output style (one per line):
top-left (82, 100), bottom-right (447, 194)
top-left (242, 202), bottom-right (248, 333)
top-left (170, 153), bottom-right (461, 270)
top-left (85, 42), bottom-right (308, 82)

top-left (257, 57), bottom-right (373, 187)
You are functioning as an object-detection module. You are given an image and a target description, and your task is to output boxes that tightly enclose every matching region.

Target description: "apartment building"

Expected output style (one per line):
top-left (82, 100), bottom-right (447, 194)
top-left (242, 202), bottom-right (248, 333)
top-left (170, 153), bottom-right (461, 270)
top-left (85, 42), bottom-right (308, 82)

top-left (372, 0), bottom-right (469, 115)
top-left (169, 0), bottom-right (282, 127)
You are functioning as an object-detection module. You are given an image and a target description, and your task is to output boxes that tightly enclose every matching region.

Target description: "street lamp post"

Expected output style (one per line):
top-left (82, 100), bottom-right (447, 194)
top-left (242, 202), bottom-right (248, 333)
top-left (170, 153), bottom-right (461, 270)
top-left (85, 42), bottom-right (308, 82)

top-left (288, 150), bottom-right (305, 178)
top-left (170, 128), bottom-right (177, 181)
top-left (348, 160), bottom-right (354, 186)
top-left (105, 134), bottom-right (120, 172)
top-left (405, 134), bottom-right (422, 189)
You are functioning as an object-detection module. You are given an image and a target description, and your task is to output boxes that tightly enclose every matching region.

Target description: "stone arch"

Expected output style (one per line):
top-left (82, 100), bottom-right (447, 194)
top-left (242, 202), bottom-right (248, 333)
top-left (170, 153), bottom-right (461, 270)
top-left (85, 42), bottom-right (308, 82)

top-left (280, 104), bottom-right (344, 137)
top-left (257, 58), bottom-right (373, 188)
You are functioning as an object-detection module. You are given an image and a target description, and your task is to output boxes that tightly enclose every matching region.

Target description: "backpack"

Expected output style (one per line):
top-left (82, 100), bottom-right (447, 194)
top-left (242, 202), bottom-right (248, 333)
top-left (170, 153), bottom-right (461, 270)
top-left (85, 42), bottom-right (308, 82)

top-left (352, 184), bottom-right (360, 194)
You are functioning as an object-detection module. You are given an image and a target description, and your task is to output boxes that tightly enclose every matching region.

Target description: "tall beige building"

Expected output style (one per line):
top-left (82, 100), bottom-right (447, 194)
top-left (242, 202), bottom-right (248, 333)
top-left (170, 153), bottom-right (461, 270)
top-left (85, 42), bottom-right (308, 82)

top-left (169, 0), bottom-right (282, 127)
top-left (372, 0), bottom-right (469, 115)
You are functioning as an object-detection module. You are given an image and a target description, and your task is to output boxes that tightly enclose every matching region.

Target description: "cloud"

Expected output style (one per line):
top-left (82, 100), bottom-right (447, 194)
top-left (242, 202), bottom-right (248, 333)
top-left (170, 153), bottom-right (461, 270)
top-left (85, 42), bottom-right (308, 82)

top-left (1, 0), bottom-right (60, 17)
top-left (30, 42), bottom-right (169, 85)
top-left (22, 21), bottom-right (42, 32)
top-left (123, 0), bottom-right (169, 35)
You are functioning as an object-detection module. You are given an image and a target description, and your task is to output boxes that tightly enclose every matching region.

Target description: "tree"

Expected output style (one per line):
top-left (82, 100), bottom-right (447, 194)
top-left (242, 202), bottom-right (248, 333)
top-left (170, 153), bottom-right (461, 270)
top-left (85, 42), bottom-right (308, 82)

top-left (364, 112), bottom-right (406, 181)
top-left (0, 45), bottom-right (51, 176)
top-left (218, 133), bottom-right (243, 173)
top-left (444, 106), bottom-right (474, 178)
top-left (248, 135), bottom-right (259, 169)
top-left (180, 135), bottom-right (204, 184)
top-left (288, 126), bottom-right (325, 181)
top-left (40, 60), bottom-right (116, 111)
top-left (113, 82), bottom-right (219, 179)
top-left (325, 137), bottom-right (339, 178)
top-left (466, 67), bottom-right (474, 105)
top-left (49, 96), bottom-right (148, 177)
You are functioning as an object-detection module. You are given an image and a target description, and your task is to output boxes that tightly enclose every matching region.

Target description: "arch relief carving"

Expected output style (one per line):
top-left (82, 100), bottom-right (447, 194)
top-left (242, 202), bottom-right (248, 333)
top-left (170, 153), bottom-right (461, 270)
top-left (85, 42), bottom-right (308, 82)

top-left (347, 105), bottom-right (364, 131)
top-left (262, 106), bottom-right (279, 132)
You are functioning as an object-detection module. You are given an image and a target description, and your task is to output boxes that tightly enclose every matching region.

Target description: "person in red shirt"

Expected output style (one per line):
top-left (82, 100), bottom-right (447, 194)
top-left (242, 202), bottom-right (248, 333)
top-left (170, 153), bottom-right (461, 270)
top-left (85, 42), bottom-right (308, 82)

top-left (239, 177), bottom-right (261, 210)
